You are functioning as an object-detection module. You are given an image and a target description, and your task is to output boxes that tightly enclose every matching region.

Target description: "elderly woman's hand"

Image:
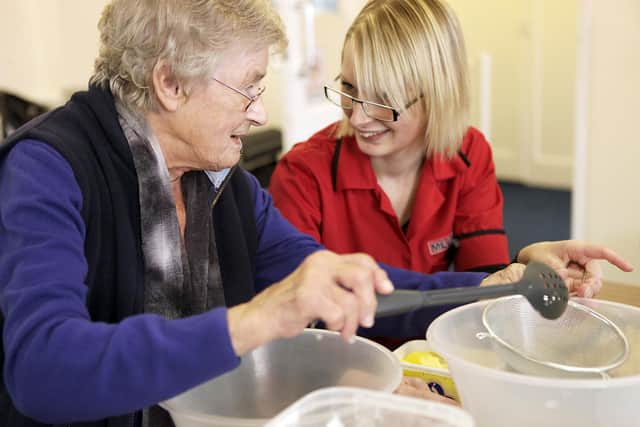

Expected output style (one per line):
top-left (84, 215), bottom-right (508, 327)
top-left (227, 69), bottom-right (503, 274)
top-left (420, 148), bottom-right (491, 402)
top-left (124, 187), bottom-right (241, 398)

top-left (226, 250), bottom-right (394, 355)
top-left (516, 241), bottom-right (633, 298)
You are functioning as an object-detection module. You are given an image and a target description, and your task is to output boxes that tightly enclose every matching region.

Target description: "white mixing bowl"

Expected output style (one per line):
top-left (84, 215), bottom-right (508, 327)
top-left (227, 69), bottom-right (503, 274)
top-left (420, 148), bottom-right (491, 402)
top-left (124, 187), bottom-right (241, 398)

top-left (160, 329), bottom-right (402, 427)
top-left (427, 297), bottom-right (640, 427)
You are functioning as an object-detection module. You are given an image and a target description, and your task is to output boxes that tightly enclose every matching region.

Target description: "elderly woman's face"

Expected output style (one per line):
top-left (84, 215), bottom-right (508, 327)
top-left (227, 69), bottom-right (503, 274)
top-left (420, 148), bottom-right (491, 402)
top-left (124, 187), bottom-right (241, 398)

top-left (164, 46), bottom-right (269, 172)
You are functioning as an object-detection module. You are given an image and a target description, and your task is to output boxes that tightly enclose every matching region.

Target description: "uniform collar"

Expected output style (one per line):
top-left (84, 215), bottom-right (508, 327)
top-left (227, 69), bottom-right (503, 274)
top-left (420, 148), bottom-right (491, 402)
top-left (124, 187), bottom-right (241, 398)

top-left (333, 135), bottom-right (378, 191)
top-left (431, 152), bottom-right (467, 180)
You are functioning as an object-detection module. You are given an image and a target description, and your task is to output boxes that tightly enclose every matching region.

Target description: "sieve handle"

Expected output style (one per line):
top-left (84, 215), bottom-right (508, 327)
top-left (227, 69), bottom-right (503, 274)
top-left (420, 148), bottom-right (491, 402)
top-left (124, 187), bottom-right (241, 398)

top-left (376, 283), bottom-right (519, 318)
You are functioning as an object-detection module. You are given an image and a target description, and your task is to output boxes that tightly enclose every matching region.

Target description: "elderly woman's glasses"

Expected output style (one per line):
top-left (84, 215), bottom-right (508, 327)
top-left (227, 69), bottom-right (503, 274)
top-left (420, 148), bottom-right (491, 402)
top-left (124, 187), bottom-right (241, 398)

top-left (212, 78), bottom-right (266, 111)
top-left (324, 86), bottom-right (401, 122)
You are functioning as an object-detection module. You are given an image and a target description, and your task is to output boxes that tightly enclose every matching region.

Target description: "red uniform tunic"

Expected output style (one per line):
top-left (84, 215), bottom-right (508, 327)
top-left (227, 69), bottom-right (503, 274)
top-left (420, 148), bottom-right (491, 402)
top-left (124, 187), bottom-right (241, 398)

top-left (270, 122), bottom-right (510, 274)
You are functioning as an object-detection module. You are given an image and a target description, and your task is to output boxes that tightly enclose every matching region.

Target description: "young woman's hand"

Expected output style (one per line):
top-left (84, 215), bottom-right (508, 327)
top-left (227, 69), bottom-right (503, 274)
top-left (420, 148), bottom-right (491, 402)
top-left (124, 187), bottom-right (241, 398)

top-left (516, 240), bottom-right (633, 297)
top-left (479, 263), bottom-right (526, 287)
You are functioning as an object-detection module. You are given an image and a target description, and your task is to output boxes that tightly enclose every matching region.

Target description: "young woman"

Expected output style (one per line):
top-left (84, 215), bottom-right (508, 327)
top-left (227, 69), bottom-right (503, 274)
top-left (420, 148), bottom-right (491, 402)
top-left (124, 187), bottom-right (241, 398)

top-left (271, 0), bottom-right (510, 277)
top-left (269, 0), bottom-right (632, 348)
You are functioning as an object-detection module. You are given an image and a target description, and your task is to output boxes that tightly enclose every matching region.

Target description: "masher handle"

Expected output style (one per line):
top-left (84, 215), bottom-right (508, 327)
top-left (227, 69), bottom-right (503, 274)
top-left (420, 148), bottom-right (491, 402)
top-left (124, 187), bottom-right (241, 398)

top-left (375, 283), bottom-right (519, 318)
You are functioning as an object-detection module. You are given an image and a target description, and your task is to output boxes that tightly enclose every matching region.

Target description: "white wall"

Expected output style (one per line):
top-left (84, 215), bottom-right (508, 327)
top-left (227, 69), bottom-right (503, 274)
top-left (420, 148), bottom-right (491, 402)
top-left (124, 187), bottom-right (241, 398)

top-left (449, 0), bottom-right (578, 189)
top-left (0, 0), bottom-right (104, 106)
top-left (266, 0), bottom-right (360, 149)
top-left (575, 0), bottom-right (640, 285)
top-left (0, 0), bottom-right (355, 144)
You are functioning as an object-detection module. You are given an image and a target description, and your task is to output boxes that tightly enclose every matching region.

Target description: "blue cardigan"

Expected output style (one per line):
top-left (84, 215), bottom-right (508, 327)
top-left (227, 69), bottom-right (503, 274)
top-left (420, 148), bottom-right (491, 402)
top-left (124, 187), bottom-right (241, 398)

top-left (0, 140), bottom-right (485, 423)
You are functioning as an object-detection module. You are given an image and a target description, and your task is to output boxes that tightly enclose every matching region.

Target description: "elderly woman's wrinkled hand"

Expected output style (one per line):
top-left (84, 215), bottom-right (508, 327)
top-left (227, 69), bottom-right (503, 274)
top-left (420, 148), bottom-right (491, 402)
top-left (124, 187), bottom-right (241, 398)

top-left (516, 240), bottom-right (634, 298)
top-left (227, 250), bottom-right (394, 355)
top-left (394, 376), bottom-right (459, 407)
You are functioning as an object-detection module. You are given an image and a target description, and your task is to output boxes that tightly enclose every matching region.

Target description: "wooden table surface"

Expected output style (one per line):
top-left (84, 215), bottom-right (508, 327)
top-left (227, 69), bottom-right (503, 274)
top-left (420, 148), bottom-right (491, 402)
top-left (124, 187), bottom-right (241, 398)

top-left (597, 281), bottom-right (640, 307)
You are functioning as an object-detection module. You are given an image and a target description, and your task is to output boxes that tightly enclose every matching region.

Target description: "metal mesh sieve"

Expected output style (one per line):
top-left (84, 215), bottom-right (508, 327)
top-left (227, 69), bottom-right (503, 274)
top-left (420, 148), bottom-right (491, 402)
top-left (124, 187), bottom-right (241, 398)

top-left (481, 295), bottom-right (629, 378)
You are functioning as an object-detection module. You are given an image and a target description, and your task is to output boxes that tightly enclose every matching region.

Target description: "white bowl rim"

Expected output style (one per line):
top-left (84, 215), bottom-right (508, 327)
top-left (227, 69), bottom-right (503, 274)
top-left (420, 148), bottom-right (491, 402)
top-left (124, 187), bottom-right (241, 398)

top-left (426, 297), bottom-right (640, 388)
top-left (266, 386), bottom-right (475, 427)
top-left (160, 328), bottom-right (402, 422)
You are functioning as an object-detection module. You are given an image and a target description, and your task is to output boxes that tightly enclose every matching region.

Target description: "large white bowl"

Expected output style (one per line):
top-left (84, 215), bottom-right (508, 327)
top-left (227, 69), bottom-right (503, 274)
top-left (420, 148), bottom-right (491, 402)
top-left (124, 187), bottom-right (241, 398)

top-left (160, 329), bottom-right (402, 427)
top-left (427, 297), bottom-right (640, 427)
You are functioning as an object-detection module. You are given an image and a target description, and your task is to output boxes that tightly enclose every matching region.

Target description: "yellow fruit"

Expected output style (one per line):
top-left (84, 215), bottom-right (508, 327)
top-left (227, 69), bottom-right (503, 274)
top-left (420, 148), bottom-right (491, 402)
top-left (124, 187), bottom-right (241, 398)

top-left (402, 351), bottom-right (448, 370)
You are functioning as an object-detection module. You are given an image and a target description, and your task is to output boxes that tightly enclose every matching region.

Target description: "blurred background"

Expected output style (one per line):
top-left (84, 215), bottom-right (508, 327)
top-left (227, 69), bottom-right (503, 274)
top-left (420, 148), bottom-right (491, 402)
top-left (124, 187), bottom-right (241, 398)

top-left (0, 0), bottom-right (638, 286)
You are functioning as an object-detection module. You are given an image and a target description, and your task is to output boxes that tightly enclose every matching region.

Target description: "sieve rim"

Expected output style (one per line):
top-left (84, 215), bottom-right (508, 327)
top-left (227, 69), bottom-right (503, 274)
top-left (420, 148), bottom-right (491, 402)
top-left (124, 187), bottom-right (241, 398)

top-left (482, 296), bottom-right (630, 375)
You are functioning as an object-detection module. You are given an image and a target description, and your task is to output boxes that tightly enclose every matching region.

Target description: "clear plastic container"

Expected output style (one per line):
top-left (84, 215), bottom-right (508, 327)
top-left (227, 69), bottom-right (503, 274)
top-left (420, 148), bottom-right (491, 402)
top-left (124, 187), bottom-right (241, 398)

top-left (393, 340), bottom-right (459, 401)
top-left (427, 298), bottom-right (640, 427)
top-left (265, 386), bottom-right (475, 427)
top-left (161, 329), bottom-right (402, 427)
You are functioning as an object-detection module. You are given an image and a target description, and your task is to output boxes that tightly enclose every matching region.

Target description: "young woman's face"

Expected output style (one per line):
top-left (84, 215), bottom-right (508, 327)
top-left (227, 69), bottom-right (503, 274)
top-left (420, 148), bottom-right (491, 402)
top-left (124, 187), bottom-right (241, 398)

top-left (340, 45), bottom-right (428, 160)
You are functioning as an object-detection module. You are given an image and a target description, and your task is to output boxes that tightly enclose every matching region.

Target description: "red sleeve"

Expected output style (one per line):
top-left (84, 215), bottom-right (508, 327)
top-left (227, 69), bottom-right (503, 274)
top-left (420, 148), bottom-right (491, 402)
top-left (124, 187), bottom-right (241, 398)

top-left (453, 128), bottom-right (510, 271)
top-left (269, 147), bottom-right (324, 242)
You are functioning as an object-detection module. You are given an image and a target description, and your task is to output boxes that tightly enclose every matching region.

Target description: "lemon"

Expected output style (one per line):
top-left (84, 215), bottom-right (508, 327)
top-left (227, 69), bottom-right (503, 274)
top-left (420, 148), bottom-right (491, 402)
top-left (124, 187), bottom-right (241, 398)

top-left (402, 351), bottom-right (448, 370)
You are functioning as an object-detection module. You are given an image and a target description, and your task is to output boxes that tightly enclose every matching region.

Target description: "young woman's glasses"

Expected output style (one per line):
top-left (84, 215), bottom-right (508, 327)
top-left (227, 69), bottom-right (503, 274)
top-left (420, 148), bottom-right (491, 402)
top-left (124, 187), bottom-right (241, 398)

top-left (324, 86), bottom-right (400, 122)
top-left (212, 78), bottom-right (265, 111)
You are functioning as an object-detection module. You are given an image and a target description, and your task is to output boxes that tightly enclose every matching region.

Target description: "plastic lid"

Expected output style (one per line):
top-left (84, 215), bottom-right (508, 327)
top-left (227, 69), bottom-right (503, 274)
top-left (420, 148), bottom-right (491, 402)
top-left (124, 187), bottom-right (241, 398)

top-left (265, 387), bottom-right (474, 427)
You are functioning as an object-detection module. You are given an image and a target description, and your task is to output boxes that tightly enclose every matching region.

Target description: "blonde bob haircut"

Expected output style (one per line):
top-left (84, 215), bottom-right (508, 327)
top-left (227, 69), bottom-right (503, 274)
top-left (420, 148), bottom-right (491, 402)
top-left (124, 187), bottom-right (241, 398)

top-left (338, 0), bottom-right (470, 159)
top-left (91, 0), bottom-right (287, 113)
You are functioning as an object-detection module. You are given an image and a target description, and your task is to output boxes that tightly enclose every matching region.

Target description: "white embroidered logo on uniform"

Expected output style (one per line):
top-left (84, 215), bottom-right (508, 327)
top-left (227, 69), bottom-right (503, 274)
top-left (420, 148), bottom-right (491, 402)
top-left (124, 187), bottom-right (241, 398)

top-left (428, 234), bottom-right (453, 255)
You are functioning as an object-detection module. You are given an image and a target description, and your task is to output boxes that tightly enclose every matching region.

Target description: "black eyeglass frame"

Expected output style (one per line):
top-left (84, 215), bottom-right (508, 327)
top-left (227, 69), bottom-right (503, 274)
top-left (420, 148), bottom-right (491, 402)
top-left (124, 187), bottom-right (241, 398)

top-left (323, 86), bottom-right (401, 122)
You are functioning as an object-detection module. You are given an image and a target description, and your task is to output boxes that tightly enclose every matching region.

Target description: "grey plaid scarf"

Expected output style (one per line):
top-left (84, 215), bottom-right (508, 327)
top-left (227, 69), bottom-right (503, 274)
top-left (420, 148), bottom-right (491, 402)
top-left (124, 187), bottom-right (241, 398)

top-left (117, 104), bottom-right (225, 427)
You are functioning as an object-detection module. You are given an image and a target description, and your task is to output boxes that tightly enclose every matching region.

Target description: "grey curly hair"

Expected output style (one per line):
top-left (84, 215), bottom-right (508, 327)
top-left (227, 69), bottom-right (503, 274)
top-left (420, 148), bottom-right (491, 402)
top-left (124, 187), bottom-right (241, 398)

top-left (90, 0), bottom-right (287, 113)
